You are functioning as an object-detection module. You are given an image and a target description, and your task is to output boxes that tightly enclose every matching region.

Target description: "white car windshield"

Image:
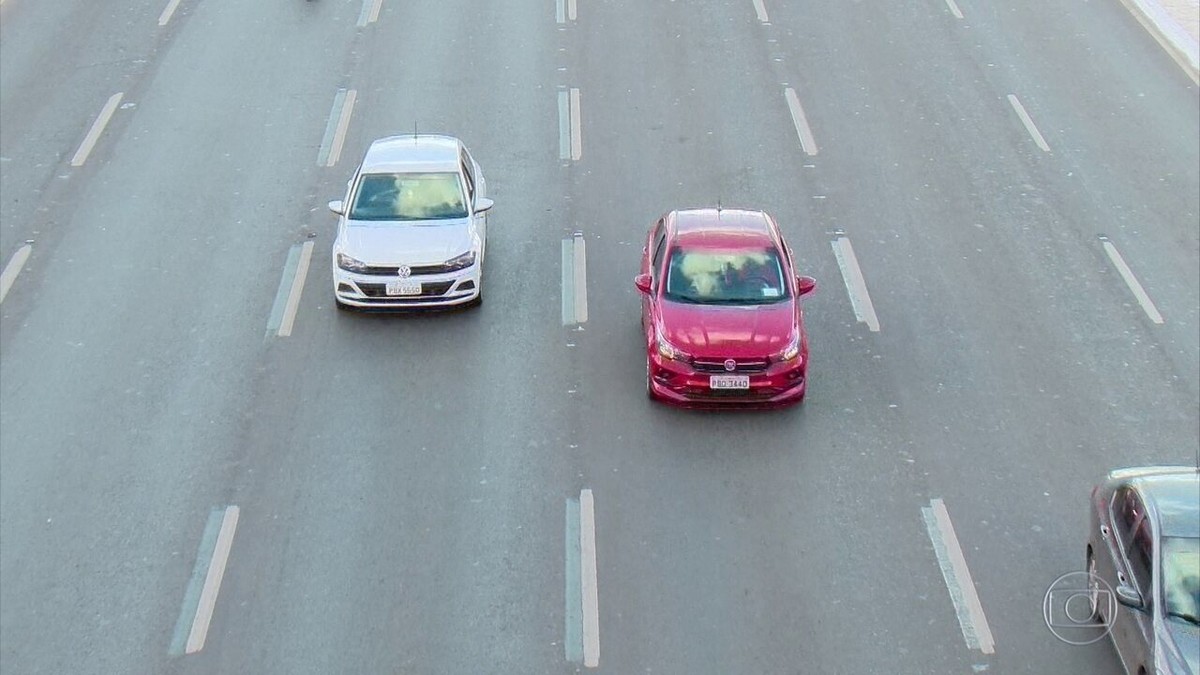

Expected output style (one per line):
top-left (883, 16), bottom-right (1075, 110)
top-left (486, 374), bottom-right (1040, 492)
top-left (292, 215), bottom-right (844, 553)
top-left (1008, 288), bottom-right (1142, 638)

top-left (349, 172), bottom-right (468, 221)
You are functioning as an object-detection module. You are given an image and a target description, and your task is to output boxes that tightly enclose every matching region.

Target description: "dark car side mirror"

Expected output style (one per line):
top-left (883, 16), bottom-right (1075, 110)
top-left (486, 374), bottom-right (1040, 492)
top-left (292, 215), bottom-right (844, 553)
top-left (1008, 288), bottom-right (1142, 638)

top-left (634, 274), bottom-right (653, 294)
top-left (328, 200), bottom-right (345, 216)
top-left (796, 275), bottom-right (817, 297)
top-left (1115, 584), bottom-right (1144, 610)
top-left (475, 197), bottom-right (495, 214)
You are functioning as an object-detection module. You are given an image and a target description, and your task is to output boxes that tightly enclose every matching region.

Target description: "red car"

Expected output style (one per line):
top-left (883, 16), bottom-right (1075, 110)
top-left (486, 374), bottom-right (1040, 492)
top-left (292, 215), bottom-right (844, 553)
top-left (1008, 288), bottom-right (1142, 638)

top-left (634, 208), bottom-right (816, 407)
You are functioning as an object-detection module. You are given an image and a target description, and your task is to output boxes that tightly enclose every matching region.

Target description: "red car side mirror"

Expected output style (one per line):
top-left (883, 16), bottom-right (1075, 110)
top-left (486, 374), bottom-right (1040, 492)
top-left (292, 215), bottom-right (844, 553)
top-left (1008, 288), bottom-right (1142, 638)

top-left (634, 274), bottom-right (653, 294)
top-left (796, 275), bottom-right (816, 296)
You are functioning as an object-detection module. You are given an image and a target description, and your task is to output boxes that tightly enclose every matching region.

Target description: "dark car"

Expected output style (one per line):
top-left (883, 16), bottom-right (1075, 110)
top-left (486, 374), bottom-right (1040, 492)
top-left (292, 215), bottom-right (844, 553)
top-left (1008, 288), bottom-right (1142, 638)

top-left (633, 208), bottom-right (816, 408)
top-left (1087, 466), bottom-right (1200, 674)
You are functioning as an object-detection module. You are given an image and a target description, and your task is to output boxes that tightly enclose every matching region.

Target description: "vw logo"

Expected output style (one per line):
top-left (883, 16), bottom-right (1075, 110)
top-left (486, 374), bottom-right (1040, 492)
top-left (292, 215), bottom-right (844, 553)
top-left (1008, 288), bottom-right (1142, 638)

top-left (396, 265), bottom-right (412, 278)
top-left (724, 359), bottom-right (737, 372)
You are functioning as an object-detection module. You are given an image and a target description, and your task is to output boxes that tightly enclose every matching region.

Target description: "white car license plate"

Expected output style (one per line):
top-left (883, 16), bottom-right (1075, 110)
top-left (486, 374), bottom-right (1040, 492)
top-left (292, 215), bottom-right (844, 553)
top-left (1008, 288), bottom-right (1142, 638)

top-left (385, 281), bottom-right (422, 296)
top-left (709, 375), bottom-right (750, 390)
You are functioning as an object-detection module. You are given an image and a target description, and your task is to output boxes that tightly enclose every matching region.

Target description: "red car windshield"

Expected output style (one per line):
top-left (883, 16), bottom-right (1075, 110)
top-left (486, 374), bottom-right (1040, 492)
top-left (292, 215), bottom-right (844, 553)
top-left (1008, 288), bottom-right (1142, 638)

top-left (663, 247), bottom-right (789, 305)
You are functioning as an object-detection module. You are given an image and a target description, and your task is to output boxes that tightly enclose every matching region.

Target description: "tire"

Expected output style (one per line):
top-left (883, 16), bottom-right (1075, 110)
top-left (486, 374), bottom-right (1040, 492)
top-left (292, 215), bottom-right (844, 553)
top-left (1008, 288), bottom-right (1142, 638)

top-left (645, 353), bottom-right (657, 401)
top-left (1086, 548), bottom-right (1104, 623)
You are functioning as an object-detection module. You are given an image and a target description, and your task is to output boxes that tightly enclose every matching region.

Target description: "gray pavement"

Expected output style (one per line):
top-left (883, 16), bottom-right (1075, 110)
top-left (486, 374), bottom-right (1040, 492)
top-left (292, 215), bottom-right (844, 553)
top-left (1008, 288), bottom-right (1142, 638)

top-left (1, 0), bottom-right (1196, 674)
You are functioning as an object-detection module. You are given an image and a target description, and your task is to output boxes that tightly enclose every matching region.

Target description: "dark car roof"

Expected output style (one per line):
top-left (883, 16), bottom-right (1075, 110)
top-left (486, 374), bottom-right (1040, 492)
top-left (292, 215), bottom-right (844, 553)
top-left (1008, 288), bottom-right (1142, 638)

top-left (668, 208), bottom-right (779, 248)
top-left (1141, 475), bottom-right (1200, 537)
top-left (1116, 468), bottom-right (1200, 537)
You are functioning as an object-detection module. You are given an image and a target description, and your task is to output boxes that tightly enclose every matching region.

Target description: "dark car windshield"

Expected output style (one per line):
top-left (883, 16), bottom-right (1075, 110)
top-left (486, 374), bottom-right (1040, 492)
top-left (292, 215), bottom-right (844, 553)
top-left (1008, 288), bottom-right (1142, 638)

top-left (663, 247), bottom-right (789, 305)
top-left (349, 172), bottom-right (468, 221)
top-left (1162, 536), bottom-right (1200, 625)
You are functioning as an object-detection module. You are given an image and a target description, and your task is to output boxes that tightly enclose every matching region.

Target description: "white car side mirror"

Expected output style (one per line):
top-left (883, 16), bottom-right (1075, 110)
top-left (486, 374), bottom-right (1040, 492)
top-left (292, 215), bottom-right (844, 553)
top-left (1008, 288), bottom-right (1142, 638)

top-left (328, 200), bottom-right (345, 215)
top-left (475, 197), bottom-right (494, 214)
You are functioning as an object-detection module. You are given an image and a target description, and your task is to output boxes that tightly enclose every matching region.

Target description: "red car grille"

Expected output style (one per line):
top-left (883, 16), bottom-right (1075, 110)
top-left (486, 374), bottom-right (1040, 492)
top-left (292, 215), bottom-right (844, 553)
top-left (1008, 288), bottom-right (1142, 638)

top-left (691, 359), bottom-right (769, 373)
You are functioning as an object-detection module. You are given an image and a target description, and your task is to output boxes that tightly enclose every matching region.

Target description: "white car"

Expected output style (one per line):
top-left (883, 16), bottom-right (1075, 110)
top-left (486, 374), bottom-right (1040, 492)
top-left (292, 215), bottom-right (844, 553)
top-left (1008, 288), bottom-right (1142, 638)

top-left (329, 134), bottom-right (493, 309)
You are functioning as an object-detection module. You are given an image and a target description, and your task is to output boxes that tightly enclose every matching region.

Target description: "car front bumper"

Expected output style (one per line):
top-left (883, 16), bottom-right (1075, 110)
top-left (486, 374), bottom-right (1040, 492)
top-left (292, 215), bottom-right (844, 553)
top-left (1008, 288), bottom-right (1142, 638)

top-left (333, 263), bottom-right (481, 308)
top-left (647, 353), bottom-right (807, 408)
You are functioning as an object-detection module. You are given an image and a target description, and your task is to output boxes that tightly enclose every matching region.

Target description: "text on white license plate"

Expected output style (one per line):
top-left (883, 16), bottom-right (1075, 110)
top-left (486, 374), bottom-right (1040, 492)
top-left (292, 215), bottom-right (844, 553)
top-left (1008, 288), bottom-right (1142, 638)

top-left (709, 375), bottom-right (750, 390)
top-left (386, 281), bottom-right (422, 296)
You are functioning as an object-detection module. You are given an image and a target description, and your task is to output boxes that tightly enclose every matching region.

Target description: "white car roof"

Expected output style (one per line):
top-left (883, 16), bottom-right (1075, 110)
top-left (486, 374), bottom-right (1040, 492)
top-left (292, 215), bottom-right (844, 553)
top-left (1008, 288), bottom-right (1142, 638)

top-left (360, 134), bottom-right (462, 174)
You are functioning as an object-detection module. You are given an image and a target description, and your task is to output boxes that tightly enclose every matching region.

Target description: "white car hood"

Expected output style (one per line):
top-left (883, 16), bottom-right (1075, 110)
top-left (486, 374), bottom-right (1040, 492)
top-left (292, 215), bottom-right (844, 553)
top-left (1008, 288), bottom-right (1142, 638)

top-left (340, 218), bottom-right (474, 265)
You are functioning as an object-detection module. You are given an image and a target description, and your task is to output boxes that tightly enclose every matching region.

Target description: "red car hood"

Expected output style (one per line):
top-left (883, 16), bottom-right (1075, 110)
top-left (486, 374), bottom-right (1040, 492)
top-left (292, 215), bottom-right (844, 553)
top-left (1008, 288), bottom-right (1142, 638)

top-left (658, 300), bottom-right (797, 358)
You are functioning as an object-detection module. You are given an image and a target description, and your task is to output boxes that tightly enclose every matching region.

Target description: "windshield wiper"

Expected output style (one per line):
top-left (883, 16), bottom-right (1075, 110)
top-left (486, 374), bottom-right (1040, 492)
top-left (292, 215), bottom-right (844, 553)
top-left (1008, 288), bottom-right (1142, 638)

top-left (705, 297), bottom-right (763, 305)
top-left (1167, 610), bottom-right (1200, 625)
top-left (350, 214), bottom-right (413, 221)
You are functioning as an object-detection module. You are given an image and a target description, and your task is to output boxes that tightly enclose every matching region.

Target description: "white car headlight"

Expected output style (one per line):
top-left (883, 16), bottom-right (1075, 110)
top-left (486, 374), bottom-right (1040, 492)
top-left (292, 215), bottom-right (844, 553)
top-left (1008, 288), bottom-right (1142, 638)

top-left (337, 253), bottom-right (369, 273)
top-left (443, 250), bottom-right (477, 272)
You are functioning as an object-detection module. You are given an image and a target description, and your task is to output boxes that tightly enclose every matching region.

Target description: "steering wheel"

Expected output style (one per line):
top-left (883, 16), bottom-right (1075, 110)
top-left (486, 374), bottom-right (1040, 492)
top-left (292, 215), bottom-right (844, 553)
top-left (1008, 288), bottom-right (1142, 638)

top-left (741, 275), bottom-right (775, 290)
top-left (366, 188), bottom-right (399, 205)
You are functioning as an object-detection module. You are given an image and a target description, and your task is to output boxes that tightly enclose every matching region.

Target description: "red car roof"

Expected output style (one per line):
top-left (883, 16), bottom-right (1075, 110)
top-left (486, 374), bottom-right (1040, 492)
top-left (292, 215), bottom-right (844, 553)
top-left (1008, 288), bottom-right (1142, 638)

top-left (669, 209), bottom-right (779, 248)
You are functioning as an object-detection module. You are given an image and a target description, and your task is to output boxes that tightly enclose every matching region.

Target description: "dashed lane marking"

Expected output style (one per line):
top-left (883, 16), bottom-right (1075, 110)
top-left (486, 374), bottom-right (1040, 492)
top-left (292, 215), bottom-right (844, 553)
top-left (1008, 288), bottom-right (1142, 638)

top-left (71, 93), bottom-right (124, 167)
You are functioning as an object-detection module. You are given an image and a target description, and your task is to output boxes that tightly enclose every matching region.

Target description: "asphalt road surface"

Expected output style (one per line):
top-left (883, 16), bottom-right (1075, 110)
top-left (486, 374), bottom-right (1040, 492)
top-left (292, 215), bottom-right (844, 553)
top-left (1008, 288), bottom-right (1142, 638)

top-left (1, 0), bottom-right (1197, 673)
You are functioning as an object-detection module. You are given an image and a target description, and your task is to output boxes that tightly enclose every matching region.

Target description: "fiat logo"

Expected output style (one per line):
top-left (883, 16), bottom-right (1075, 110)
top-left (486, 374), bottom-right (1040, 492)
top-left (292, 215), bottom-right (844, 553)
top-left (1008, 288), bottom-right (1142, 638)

top-left (724, 359), bottom-right (737, 372)
top-left (396, 265), bottom-right (412, 278)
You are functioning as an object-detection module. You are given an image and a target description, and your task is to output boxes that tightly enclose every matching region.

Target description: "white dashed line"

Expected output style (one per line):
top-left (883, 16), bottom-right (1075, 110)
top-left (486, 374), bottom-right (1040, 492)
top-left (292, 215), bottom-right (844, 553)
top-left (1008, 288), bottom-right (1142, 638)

top-left (158, 0), bottom-right (183, 26)
top-left (71, 93), bottom-right (123, 167)
top-left (573, 233), bottom-right (588, 324)
top-left (358, 0), bottom-right (383, 26)
top-left (558, 91), bottom-right (571, 159)
top-left (580, 489), bottom-right (600, 668)
top-left (558, 88), bottom-right (582, 161)
top-left (784, 87), bottom-right (818, 156)
top-left (171, 506), bottom-right (240, 656)
top-left (1007, 94), bottom-right (1050, 152)
top-left (570, 88), bottom-right (582, 161)
top-left (327, 89), bottom-right (356, 167)
top-left (267, 241), bottom-right (315, 337)
top-left (752, 0), bottom-right (769, 23)
top-left (1101, 237), bottom-right (1164, 324)
top-left (317, 89), bottom-right (356, 167)
top-left (278, 241), bottom-right (314, 337)
top-left (186, 506), bottom-right (239, 654)
top-left (561, 234), bottom-right (588, 325)
top-left (944, 0), bottom-right (964, 19)
top-left (0, 244), bottom-right (32, 305)
top-left (831, 236), bottom-right (879, 332)
top-left (922, 499), bottom-right (996, 654)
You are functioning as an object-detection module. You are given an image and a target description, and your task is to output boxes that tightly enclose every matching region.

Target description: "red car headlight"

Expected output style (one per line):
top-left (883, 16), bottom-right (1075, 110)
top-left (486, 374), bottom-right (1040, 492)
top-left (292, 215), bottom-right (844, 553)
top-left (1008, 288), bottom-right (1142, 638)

top-left (774, 333), bottom-right (802, 362)
top-left (656, 333), bottom-right (687, 361)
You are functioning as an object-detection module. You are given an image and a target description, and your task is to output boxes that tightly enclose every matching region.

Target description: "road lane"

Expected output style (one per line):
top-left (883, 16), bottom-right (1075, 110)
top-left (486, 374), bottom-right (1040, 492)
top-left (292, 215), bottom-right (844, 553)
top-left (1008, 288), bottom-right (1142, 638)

top-left (0, 0), bottom-right (176, 261)
top-left (570, 0), bottom-right (1192, 671)
top-left (762, 0), bottom-right (1196, 670)
top-left (174, 2), bottom-right (576, 672)
top-left (565, 1), bottom-right (985, 672)
top-left (0, 1), bottom-right (368, 673)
